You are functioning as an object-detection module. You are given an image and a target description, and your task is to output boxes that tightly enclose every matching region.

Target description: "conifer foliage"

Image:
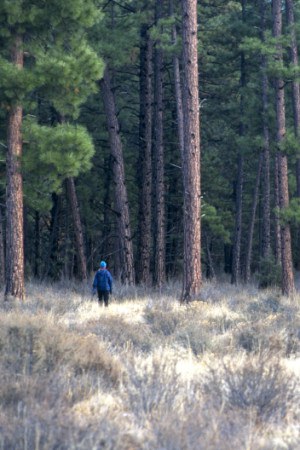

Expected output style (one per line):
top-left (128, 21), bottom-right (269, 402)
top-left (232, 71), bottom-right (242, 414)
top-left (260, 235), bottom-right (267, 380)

top-left (0, 0), bottom-right (103, 299)
top-left (2, 0), bottom-right (300, 297)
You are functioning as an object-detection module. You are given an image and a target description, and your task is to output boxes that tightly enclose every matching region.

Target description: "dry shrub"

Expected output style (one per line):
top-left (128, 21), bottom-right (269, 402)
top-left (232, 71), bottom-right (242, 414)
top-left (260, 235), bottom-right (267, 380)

top-left (124, 354), bottom-right (181, 422)
top-left (202, 355), bottom-right (299, 422)
top-left (0, 313), bottom-right (122, 386)
top-left (235, 317), bottom-right (300, 357)
top-left (86, 316), bottom-right (155, 352)
top-left (144, 305), bottom-right (182, 336)
top-left (175, 324), bottom-right (211, 355)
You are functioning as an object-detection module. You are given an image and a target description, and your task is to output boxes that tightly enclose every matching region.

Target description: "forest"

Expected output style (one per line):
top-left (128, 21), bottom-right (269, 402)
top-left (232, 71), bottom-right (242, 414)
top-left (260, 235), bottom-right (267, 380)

top-left (1, 0), bottom-right (300, 299)
top-left (1, 2), bottom-right (300, 448)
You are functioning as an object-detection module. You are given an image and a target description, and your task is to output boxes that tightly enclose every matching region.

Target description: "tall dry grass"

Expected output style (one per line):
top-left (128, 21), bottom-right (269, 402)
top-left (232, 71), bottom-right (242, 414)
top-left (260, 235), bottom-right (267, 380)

top-left (0, 280), bottom-right (299, 449)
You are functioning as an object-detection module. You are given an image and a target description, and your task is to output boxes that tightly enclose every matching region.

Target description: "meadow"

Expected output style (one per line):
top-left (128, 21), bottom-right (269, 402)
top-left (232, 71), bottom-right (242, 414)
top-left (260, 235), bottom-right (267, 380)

top-left (0, 280), bottom-right (299, 449)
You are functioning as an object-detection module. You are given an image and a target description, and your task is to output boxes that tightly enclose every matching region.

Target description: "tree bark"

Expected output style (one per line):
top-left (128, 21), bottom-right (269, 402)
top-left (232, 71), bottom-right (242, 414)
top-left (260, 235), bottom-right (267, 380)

top-left (0, 207), bottom-right (5, 286)
top-left (231, 0), bottom-right (246, 285)
top-left (34, 211), bottom-right (40, 278)
top-left (5, 35), bottom-right (25, 300)
top-left (286, 0), bottom-right (300, 268)
top-left (153, 0), bottom-right (166, 288)
top-left (243, 154), bottom-right (262, 283)
top-left (100, 67), bottom-right (135, 285)
top-left (136, 24), bottom-right (153, 285)
top-left (260, 0), bottom-right (271, 260)
top-left (274, 155), bottom-right (282, 264)
top-left (66, 177), bottom-right (88, 280)
top-left (273, 0), bottom-right (295, 296)
top-left (181, 0), bottom-right (202, 301)
top-left (170, 0), bottom-right (185, 161)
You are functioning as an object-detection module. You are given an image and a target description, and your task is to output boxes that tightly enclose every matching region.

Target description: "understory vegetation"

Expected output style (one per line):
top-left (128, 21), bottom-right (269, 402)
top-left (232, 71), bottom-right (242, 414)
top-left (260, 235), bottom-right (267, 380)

top-left (0, 281), bottom-right (299, 449)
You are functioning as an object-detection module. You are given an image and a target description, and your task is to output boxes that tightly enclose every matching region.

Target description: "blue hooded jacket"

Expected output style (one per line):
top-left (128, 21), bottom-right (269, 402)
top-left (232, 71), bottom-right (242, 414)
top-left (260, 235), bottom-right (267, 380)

top-left (93, 269), bottom-right (113, 292)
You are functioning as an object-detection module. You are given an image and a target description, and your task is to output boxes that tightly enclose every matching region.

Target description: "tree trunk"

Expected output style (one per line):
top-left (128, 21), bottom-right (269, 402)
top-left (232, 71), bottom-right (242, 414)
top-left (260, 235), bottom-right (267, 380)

top-left (100, 67), bottom-right (135, 285)
top-left (170, 0), bottom-right (185, 161)
top-left (231, 1), bottom-right (246, 285)
top-left (286, 0), bottom-right (300, 268)
top-left (260, 0), bottom-right (271, 259)
top-left (274, 155), bottom-right (282, 265)
top-left (137, 24), bottom-right (153, 285)
top-left (273, 0), bottom-right (295, 296)
top-left (243, 154), bottom-right (262, 283)
top-left (43, 193), bottom-right (61, 280)
top-left (101, 155), bottom-right (113, 265)
top-left (0, 207), bottom-right (5, 286)
top-left (5, 35), bottom-right (25, 301)
top-left (205, 233), bottom-right (215, 280)
top-left (231, 154), bottom-right (244, 285)
top-left (66, 177), bottom-right (88, 280)
top-left (181, 0), bottom-right (202, 301)
top-left (153, 0), bottom-right (166, 288)
top-left (34, 211), bottom-right (40, 278)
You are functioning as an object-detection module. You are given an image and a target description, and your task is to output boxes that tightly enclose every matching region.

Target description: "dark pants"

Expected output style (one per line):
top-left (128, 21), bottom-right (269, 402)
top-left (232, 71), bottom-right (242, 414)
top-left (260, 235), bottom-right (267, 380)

top-left (97, 289), bottom-right (109, 307)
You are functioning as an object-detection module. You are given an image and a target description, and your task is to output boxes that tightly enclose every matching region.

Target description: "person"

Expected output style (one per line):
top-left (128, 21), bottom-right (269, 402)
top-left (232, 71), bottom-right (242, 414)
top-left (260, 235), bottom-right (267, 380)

top-left (92, 261), bottom-right (113, 307)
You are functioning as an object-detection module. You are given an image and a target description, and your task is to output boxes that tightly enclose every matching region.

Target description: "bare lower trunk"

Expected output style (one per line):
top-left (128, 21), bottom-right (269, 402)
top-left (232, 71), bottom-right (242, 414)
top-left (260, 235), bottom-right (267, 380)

top-left (205, 233), bottom-right (215, 280)
top-left (243, 154), bottom-right (262, 283)
top-left (274, 155), bottom-right (282, 264)
top-left (153, 0), bottom-right (166, 288)
top-left (260, 0), bottom-right (271, 259)
top-left (273, 0), bottom-right (295, 296)
top-left (170, 0), bottom-right (184, 161)
top-left (34, 211), bottom-right (40, 278)
top-left (231, 154), bottom-right (244, 284)
top-left (101, 155), bottom-right (113, 264)
top-left (286, 0), bottom-right (300, 268)
top-left (66, 177), bottom-right (88, 280)
top-left (100, 67), bottom-right (135, 285)
top-left (181, 0), bottom-right (201, 301)
top-left (137, 24), bottom-right (153, 285)
top-left (0, 207), bottom-right (5, 286)
top-left (5, 35), bottom-right (24, 300)
top-left (231, 1), bottom-right (246, 285)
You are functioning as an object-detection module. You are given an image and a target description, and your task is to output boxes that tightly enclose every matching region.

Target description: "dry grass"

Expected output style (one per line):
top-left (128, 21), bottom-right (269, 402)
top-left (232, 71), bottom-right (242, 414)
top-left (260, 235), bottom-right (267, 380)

top-left (0, 280), bottom-right (299, 449)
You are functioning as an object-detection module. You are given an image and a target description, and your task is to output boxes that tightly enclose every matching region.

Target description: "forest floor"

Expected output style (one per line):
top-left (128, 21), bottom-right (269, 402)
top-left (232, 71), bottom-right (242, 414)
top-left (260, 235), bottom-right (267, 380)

top-left (0, 280), bottom-right (300, 449)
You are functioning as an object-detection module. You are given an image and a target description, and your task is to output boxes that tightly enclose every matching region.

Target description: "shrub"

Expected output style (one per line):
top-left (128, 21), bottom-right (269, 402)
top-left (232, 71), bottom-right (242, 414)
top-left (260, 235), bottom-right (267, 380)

top-left (202, 355), bottom-right (299, 421)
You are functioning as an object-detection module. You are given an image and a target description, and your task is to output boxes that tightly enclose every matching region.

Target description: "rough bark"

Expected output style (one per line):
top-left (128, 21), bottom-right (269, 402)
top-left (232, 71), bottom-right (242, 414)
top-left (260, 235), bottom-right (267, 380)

top-left (170, 0), bottom-right (185, 161)
top-left (231, 154), bottom-right (244, 285)
top-left (274, 155), bottom-right (282, 264)
top-left (273, 0), bottom-right (295, 296)
top-left (153, 0), bottom-right (166, 288)
top-left (43, 193), bottom-right (61, 280)
top-left (34, 211), bottom-right (40, 278)
top-left (5, 35), bottom-right (25, 300)
top-left (286, 0), bottom-right (300, 267)
top-left (205, 233), bottom-right (215, 280)
top-left (181, 0), bottom-right (202, 301)
top-left (260, 0), bottom-right (271, 259)
top-left (231, 0), bottom-right (246, 285)
top-left (243, 154), bottom-right (262, 283)
top-left (101, 155), bottom-right (114, 265)
top-left (0, 207), bottom-right (5, 286)
top-left (137, 24), bottom-right (153, 286)
top-left (66, 177), bottom-right (88, 280)
top-left (100, 67), bottom-right (135, 285)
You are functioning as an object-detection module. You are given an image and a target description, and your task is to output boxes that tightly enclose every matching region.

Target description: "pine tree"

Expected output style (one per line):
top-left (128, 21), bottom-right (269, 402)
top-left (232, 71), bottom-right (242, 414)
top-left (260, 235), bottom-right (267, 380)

top-left (181, 0), bottom-right (201, 300)
top-left (272, 0), bottom-right (295, 295)
top-left (0, 0), bottom-right (103, 298)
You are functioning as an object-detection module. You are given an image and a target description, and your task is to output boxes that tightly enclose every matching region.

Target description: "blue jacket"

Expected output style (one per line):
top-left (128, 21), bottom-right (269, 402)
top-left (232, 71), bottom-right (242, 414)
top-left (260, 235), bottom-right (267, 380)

top-left (93, 269), bottom-right (113, 292)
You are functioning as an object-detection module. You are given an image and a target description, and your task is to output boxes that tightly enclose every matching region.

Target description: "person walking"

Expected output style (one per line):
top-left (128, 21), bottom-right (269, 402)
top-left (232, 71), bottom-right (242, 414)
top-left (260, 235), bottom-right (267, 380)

top-left (92, 261), bottom-right (113, 307)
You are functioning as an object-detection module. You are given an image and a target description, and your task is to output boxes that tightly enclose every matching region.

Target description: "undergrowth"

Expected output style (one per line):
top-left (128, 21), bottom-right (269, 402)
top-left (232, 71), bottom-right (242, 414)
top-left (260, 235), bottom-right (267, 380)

top-left (0, 280), bottom-right (299, 449)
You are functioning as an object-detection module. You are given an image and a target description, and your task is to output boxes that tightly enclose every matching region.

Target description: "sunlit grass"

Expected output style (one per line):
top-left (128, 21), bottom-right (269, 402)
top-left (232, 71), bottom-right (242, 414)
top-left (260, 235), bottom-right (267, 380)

top-left (0, 280), bottom-right (299, 449)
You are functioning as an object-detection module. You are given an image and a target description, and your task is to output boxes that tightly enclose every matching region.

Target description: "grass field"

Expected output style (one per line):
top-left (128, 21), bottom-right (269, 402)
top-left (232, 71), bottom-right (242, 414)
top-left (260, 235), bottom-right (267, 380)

top-left (0, 280), bottom-right (299, 449)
